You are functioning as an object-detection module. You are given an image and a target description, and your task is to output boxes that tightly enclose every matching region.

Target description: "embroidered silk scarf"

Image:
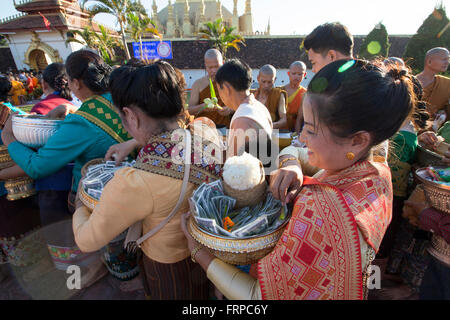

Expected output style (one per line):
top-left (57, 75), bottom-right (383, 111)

top-left (75, 95), bottom-right (131, 143)
top-left (134, 125), bottom-right (223, 185)
top-left (257, 161), bottom-right (392, 300)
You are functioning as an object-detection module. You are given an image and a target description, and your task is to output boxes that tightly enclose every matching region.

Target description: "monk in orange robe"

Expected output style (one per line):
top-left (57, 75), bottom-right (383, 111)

top-left (8, 75), bottom-right (26, 106)
top-left (188, 49), bottom-right (233, 128)
top-left (283, 61), bottom-right (308, 132)
top-left (416, 47), bottom-right (450, 123)
top-left (253, 64), bottom-right (287, 130)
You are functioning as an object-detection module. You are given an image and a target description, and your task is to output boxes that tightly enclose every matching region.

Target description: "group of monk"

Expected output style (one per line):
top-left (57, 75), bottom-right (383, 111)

top-left (187, 44), bottom-right (449, 139)
top-left (188, 48), bottom-right (308, 133)
top-left (0, 70), bottom-right (41, 106)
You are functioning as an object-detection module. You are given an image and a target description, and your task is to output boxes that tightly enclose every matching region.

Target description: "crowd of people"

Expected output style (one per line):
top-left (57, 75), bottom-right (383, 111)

top-left (0, 69), bottom-right (44, 106)
top-left (0, 21), bottom-right (449, 300)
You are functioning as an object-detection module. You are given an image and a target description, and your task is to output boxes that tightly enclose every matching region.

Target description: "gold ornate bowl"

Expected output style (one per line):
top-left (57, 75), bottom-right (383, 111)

top-left (4, 176), bottom-right (36, 201)
top-left (415, 167), bottom-right (450, 215)
top-left (187, 212), bottom-right (290, 265)
top-left (0, 145), bottom-right (14, 170)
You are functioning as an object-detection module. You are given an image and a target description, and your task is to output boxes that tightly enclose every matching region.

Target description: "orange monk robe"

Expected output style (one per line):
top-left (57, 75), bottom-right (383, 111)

top-left (197, 81), bottom-right (231, 128)
top-left (252, 87), bottom-right (288, 124)
top-left (422, 75), bottom-right (450, 118)
top-left (9, 80), bottom-right (25, 106)
top-left (32, 77), bottom-right (40, 89)
top-left (285, 86), bottom-right (307, 131)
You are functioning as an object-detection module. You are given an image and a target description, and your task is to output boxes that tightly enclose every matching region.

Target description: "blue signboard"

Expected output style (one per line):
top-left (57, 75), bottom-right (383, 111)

top-left (132, 41), bottom-right (173, 60)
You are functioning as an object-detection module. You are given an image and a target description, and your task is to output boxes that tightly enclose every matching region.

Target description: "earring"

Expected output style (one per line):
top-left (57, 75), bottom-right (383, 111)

top-left (346, 152), bottom-right (355, 161)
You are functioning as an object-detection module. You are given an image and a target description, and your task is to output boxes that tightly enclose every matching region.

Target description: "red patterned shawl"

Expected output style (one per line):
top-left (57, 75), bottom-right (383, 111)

top-left (257, 161), bottom-right (392, 300)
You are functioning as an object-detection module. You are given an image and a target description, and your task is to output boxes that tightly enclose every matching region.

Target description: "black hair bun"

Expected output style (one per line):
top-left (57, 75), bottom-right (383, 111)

top-left (86, 62), bottom-right (112, 92)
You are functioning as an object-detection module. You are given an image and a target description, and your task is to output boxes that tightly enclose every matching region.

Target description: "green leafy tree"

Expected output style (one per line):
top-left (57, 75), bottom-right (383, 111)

top-left (66, 25), bottom-right (122, 65)
top-left (80, 0), bottom-right (147, 59)
top-left (127, 12), bottom-right (162, 60)
top-left (96, 25), bottom-right (124, 64)
top-left (0, 35), bottom-right (8, 46)
top-left (403, 5), bottom-right (450, 72)
top-left (198, 19), bottom-right (246, 58)
top-left (65, 26), bottom-right (99, 49)
top-left (359, 23), bottom-right (390, 60)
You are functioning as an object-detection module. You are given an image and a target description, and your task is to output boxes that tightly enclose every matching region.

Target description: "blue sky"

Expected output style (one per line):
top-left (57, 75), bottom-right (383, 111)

top-left (0, 0), bottom-right (448, 36)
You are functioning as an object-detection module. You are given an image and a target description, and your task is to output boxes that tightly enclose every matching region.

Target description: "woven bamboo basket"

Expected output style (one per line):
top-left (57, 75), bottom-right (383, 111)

top-left (4, 176), bottom-right (36, 201)
top-left (187, 210), bottom-right (290, 265)
top-left (78, 185), bottom-right (98, 212)
top-left (223, 160), bottom-right (267, 209)
top-left (78, 158), bottom-right (105, 211)
top-left (81, 158), bottom-right (105, 177)
top-left (415, 167), bottom-right (450, 215)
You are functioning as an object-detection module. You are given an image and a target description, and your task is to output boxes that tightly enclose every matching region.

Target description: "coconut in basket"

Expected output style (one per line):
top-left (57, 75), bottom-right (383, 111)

top-left (222, 152), bottom-right (267, 209)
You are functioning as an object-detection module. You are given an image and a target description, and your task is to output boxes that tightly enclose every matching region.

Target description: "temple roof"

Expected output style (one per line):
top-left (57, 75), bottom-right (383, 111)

top-left (0, 0), bottom-right (115, 34)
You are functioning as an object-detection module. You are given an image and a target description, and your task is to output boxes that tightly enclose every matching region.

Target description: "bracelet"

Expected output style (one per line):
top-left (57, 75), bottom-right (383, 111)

top-left (278, 157), bottom-right (300, 169)
top-left (191, 244), bottom-right (204, 263)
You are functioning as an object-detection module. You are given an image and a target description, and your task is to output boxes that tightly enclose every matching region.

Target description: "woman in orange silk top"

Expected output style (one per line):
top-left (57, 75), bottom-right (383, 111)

top-left (180, 59), bottom-right (416, 300)
top-left (73, 62), bottom-right (223, 300)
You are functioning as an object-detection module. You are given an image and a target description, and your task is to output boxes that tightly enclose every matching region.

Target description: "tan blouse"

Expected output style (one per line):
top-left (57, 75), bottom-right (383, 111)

top-left (73, 167), bottom-right (195, 264)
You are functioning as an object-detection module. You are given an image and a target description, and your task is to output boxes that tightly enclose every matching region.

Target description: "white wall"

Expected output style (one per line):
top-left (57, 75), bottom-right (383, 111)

top-left (7, 31), bottom-right (84, 70)
top-left (181, 68), bottom-right (315, 90)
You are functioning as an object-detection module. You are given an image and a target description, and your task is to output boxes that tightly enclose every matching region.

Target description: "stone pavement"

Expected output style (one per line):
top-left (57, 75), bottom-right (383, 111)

top-left (0, 262), bottom-right (146, 300)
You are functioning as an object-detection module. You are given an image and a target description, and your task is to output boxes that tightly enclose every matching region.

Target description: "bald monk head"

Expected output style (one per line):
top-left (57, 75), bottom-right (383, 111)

top-left (287, 61), bottom-right (307, 87)
top-left (204, 48), bottom-right (224, 81)
top-left (257, 64), bottom-right (277, 94)
top-left (424, 47), bottom-right (450, 74)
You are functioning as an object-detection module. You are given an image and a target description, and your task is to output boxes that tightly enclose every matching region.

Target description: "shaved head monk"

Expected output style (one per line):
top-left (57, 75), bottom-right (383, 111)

top-left (417, 47), bottom-right (450, 122)
top-left (283, 61), bottom-right (307, 133)
top-left (253, 64), bottom-right (288, 130)
top-left (188, 48), bottom-right (233, 128)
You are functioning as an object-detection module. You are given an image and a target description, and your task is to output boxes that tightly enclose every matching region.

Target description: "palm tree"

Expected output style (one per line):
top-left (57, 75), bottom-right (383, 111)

top-left (80, 0), bottom-right (147, 59)
top-left (66, 26), bottom-right (99, 49)
top-left (127, 12), bottom-right (162, 60)
top-left (96, 25), bottom-right (124, 64)
top-left (198, 19), bottom-right (246, 58)
top-left (66, 25), bottom-right (122, 65)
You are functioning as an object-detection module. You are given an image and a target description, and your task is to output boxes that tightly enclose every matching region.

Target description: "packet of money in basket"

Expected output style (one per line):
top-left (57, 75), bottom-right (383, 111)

top-left (190, 153), bottom-right (288, 238)
top-left (82, 160), bottom-right (135, 200)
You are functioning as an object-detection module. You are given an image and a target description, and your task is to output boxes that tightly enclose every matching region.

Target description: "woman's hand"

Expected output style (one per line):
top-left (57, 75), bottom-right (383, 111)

top-left (418, 131), bottom-right (438, 148)
top-left (180, 212), bottom-right (197, 251)
top-left (270, 157), bottom-right (304, 205)
top-left (46, 103), bottom-right (78, 119)
top-left (1, 114), bottom-right (17, 146)
top-left (105, 139), bottom-right (140, 165)
top-left (0, 164), bottom-right (27, 181)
